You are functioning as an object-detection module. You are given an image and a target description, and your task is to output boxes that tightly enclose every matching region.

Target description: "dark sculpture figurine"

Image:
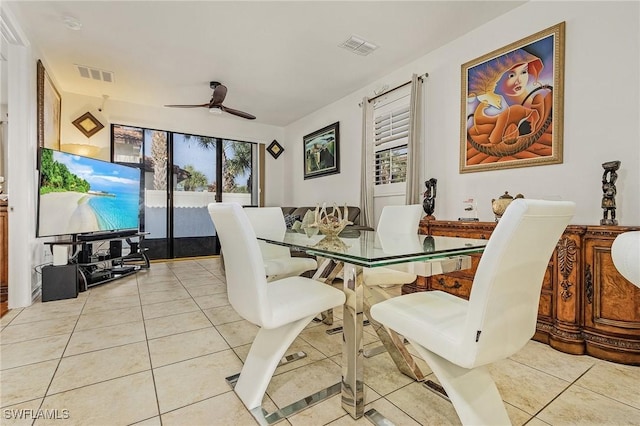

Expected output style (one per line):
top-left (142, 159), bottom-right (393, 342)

top-left (601, 160), bottom-right (621, 225)
top-left (423, 178), bottom-right (437, 219)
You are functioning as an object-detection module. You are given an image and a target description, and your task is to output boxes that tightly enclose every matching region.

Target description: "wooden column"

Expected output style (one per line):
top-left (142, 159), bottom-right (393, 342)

top-left (0, 200), bottom-right (8, 317)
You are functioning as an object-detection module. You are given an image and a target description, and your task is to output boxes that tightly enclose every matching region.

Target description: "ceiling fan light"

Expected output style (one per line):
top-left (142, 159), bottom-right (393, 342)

top-left (209, 107), bottom-right (223, 115)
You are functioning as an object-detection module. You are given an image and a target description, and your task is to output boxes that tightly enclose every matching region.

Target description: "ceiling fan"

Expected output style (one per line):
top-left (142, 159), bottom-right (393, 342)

top-left (164, 81), bottom-right (256, 120)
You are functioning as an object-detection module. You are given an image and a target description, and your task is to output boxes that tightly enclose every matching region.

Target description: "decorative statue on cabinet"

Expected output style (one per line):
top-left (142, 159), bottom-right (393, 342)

top-left (601, 160), bottom-right (621, 225)
top-left (423, 178), bottom-right (437, 219)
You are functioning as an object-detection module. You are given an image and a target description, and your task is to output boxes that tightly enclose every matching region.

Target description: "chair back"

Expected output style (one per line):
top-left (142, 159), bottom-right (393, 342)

top-left (208, 203), bottom-right (272, 326)
top-left (464, 199), bottom-right (575, 367)
top-left (244, 207), bottom-right (291, 260)
top-left (611, 231), bottom-right (640, 287)
top-left (244, 207), bottom-right (287, 236)
top-left (377, 204), bottom-right (423, 235)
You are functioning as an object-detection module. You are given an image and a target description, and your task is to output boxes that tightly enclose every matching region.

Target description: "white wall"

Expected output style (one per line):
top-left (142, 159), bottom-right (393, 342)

top-left (283, 1), bottom-right (640, 226)
top-left (60, 92), bottom-right (286, 206)
top-left (3, 3), bottom-right (48, 308)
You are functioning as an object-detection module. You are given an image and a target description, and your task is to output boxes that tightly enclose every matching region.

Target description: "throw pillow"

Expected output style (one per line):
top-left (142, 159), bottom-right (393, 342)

top-left (284, 214), bottom-right (301, 229)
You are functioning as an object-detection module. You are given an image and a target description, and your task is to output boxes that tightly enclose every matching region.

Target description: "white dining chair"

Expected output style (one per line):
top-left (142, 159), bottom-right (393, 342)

top-left (244, 207), bottom-right (318, 281)
top-left (358, 204), bottom-right (425, 374)
top-left (207, 203), bottom-right (345, 423)
top-left (611, 231), bottom-right (640, 287)
top-left (362, 204), bottom-right (423, 287)
top-left (371, 199), bottom-right (575, 425)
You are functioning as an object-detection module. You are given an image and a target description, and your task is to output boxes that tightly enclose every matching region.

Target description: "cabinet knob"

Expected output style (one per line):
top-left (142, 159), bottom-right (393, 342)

top-left (437, 278), bottom-right (462, 289)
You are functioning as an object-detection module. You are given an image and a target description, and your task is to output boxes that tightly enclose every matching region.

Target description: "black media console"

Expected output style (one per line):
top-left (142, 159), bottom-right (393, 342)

top-left (44, 232), bottom-right (150, 296)
top-left (77, 229), bottom-right (139, 242)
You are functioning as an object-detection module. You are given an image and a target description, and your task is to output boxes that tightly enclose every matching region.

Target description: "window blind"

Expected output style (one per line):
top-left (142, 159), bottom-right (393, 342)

top-left (374, 106), bottom-right (410, 146)
top-left (373, 94), bottom-right (410, 187)
top-left (375, 145), bottom-right (407, 185)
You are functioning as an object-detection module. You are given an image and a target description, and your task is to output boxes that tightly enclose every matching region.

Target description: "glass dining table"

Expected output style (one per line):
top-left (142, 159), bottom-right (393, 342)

top-left (258, 229), bottom-right (488, 420)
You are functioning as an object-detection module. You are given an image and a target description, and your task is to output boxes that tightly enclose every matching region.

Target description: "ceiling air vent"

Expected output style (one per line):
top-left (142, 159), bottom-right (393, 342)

top-left (76, 64), bottom-right (114, 83)
top-left (339, 35), bottom-right (378, 56)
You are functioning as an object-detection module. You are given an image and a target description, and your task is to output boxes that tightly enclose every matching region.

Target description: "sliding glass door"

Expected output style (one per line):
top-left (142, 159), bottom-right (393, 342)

top-left (112, 124), bottom-right (259, 260)
top-left (141, 129), bottom-right (170, 259)
top-left (171, 134), bottom-right (218, 258)
top-left (220, 139), bottom-right (257, 205)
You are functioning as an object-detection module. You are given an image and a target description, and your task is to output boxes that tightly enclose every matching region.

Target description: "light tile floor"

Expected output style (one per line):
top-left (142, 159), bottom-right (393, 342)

top-left (1, 258), bottom-right (639, 425)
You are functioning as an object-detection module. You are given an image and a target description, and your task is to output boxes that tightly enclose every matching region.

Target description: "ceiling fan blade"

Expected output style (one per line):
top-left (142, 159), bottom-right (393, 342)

top-left (164, 103), bottom-right (209, 108)
top-left (210, 84), bottom-right (228, 106)
top-left (220, 105), bottom-right (256, 120)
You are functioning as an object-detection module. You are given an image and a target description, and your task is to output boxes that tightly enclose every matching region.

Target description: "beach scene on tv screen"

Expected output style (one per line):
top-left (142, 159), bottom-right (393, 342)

top-left (38, 149), bottom-right (140, 237)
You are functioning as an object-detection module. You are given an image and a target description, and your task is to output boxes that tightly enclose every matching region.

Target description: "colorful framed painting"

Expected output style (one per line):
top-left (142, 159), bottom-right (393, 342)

top-left (303, 122), bottom-right (340, 179)
top-left (460, 22), bottom-right (565, 173)
top-left (37, 60), bottom-right (62, 150)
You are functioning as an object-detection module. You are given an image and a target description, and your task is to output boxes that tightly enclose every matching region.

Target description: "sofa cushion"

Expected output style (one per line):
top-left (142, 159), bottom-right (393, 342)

top-left (283, 214), bottom-right (301, 229)
top-left (289, 206), bottom-right (361, 225)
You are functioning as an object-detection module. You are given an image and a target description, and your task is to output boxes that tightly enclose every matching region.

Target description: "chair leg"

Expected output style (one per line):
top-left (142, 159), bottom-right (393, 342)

top-left (235, 315), bottom-right (316, 411)
top-left (407, 339), bottom-right (511, 426)
top-left (364, 286), bottom-right (425, 381)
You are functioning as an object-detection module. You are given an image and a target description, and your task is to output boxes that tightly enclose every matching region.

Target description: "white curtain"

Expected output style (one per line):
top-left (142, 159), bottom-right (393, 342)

top-left (359, 97), bottom-right (374, 228)
top-left (405, 74), bottom-right (424, 205)
top-left (0, 121), bottom-right (5, 181)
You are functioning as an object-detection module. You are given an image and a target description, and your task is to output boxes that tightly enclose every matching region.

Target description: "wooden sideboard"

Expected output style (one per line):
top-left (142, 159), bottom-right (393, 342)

top-left (1, 200), bottom-right (8, 318)
top-left (403, 219), bottom-right (640, 365)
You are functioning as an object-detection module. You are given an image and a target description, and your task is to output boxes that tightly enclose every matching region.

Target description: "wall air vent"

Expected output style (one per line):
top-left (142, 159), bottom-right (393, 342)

top-left (339, 35), bottom-right (378, 56)
top-left (76, 64), bottom-right (114, 83)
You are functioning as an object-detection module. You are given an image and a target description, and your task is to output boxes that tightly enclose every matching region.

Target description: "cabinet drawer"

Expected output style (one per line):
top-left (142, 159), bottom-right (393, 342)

top-left (430, 274), bottom-right (473, 299)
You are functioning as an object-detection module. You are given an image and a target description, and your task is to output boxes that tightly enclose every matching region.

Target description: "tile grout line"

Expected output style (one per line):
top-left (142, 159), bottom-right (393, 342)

top-left (526, 361), bottom-right (597, 422)
top-left (31, 294), bottom-right (89, 426)
top-left (137, 272), bottom-right (164, 426)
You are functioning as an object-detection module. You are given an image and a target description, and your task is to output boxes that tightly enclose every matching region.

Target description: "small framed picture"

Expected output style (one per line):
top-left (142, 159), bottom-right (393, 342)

top-left (303, 122), bottom-right (340, 180)
top-left (267, 140), bottom-right (284, 159)
top-left (459, 198), bottom-right (479, 221)
top-left (72, 112), bottom-right (104, 138)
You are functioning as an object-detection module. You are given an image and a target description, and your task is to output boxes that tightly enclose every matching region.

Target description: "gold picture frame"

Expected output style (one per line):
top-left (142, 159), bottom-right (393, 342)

top-left (37, 60), bottom-right (62, 150)
top-left (460, 22), bottom-right (565, 173)
top-left (72, 112), bottom-right (104, 138)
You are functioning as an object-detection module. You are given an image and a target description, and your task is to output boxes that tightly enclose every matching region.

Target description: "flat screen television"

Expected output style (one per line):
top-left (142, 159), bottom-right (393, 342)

top-left (37, 148), bottom-right (141, 238)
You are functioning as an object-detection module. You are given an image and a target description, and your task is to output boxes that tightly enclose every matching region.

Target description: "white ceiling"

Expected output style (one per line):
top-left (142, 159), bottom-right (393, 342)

top-left (6, 1), bottom-right (525, 126)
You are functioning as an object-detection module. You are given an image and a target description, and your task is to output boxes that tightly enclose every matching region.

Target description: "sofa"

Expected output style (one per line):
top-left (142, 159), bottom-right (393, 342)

top-left (278, 206), bottom-right (369, 273)
top-left (280, 206), bottom-right (362, 227)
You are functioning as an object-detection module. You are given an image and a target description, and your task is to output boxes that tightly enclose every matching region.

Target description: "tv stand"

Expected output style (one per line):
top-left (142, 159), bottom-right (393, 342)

top-left (77, 229), bottom-right (139, 242)
top-left (45, 233), bottom-right (150, 292)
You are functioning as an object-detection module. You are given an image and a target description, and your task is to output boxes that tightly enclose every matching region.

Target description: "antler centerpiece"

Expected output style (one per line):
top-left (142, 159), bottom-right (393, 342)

top-left (310, 203), bottom-right (352, 237)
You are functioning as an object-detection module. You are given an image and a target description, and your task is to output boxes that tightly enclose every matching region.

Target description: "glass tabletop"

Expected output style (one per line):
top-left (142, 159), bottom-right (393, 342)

top-left (258, 230), bottom-right (488, 268)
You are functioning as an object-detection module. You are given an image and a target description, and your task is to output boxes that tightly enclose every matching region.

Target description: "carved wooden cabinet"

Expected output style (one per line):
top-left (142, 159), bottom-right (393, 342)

top-left (406, 219), bottom-right (640, 365)
top-left (582, 226), bottom-right (640, 363)
top-left (1, 200), bottom-right (8, 318)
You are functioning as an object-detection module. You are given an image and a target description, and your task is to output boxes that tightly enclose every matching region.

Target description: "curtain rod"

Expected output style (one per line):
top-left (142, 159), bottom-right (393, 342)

top-left (367, 72), bottom-right (428, 104)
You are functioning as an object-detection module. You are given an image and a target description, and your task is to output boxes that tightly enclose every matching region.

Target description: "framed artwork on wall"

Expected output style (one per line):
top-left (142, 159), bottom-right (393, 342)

top-left (460, 22), bottom-right (565, 173)
top-left (303, 122), bottom-right (340, 180)
top-left (267, 139), bottom-right (284, 159)
top-left (37, 60), bottom-right (62, 150)
top-left (72, 112), bottom-right (104, 138)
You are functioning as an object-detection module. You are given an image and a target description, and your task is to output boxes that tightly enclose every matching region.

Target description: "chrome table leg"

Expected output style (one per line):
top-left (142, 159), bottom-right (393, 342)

top-left (341, 262), bottom-right (365, 419)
